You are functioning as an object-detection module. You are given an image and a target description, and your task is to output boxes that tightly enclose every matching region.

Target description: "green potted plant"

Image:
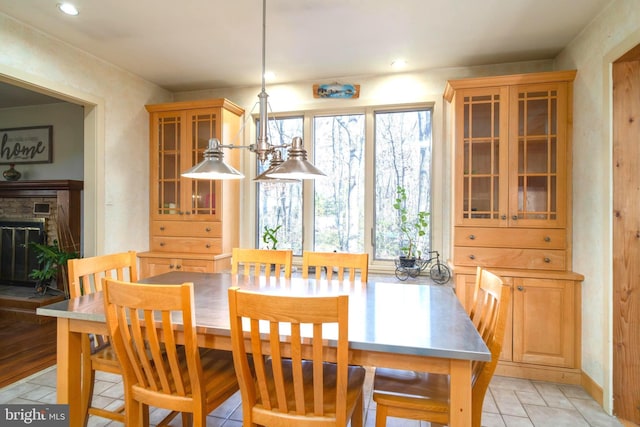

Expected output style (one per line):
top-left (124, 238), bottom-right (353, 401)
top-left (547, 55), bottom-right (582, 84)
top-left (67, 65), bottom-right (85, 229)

top-left (29, 240), bottom-right (78, 296)
top-left (261, 224), bottom-right (282, 250)
top-left (393, 185), bottom-right (430, 267)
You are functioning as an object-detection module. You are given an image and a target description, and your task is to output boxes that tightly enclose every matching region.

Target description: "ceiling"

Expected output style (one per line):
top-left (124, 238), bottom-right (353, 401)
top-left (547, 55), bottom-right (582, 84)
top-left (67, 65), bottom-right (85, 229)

top-left (0, 0), bottom-right (613, 106)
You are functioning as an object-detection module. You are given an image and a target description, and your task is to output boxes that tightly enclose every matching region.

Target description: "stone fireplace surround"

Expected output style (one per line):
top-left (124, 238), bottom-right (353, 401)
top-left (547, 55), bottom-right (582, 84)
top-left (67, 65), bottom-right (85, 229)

top-left (0, 180), bottom-right (83, 288)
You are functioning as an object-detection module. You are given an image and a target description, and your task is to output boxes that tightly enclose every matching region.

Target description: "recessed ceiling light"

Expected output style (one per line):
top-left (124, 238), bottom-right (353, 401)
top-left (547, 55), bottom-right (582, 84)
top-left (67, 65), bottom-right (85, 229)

top-left (391, 59), bottom-right (407, 69)
top-left (57, 2), bottom-right (79, 16)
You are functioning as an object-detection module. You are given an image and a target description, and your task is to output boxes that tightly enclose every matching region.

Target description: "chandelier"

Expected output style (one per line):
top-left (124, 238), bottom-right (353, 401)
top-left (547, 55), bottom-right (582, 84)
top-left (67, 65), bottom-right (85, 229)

top-left (182, 0), bottom-right (326, 181)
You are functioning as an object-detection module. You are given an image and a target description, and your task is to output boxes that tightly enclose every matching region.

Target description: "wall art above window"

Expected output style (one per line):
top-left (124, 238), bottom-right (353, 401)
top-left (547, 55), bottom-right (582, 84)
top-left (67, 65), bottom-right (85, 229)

top-left (0, 125), bottom-right (53, 164)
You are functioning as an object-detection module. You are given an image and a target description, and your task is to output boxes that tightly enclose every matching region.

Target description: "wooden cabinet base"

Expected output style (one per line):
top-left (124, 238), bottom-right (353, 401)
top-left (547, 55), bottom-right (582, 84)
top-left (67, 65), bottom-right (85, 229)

top-left (495, 361), bottom-right (582, 385)
top-left (137, 251), bottom-right (231, 279)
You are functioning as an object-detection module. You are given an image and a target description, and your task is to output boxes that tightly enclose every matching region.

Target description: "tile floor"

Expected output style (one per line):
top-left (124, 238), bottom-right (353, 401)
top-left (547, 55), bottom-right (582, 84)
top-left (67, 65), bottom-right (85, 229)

top-left (0, 365), bottom-right (623, 427)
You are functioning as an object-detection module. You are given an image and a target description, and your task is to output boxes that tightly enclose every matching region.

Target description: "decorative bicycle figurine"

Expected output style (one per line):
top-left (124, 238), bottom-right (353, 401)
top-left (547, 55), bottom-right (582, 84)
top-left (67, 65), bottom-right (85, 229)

top-left (395, 250), bottom-right (451, 284)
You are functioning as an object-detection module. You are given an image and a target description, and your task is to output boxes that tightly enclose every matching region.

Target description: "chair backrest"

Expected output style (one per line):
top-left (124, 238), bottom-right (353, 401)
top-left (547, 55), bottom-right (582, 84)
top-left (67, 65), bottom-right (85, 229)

top-left (469, 269), bottom-right (511, 423)
top-left (301, 251), bottom-right (368, 282)
top-left (67, 251), bottom-right (138, 298)
top-left (231, 248), bottom-right (293, 279)
top-left (228, 287), bottom-right (351, 425)
top-left (102, 278), bottom-right (205, 410)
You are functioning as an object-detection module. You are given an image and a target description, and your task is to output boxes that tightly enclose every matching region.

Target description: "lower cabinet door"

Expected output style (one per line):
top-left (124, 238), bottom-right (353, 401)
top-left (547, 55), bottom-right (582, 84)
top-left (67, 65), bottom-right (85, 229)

top-left (512, 277), bottom-right (576, 367)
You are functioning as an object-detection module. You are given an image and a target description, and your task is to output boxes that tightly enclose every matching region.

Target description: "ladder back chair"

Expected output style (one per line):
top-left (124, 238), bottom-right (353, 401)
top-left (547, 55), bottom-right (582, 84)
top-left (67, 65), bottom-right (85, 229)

top-left (231, 248), bottom-right (293, 279)
top-left (66, 251), bottom-right (138, 425)
top-left (102, 278), bottom-right (239, 427)
top-left (372, 269), bottom-right (510, 427)
top-left (301, 251), bottom-right (369, 282)
top-left (228, 287), bottom-right (366, 426)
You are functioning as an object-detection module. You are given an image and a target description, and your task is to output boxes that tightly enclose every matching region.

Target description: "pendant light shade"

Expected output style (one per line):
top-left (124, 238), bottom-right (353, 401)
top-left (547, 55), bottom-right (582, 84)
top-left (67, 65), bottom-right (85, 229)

top-left (181, 138), bottom-right (244, 180)
top-left (266, 137), bottom-right (326, 180)
top-left (253, 149), bottom-right (299, 183)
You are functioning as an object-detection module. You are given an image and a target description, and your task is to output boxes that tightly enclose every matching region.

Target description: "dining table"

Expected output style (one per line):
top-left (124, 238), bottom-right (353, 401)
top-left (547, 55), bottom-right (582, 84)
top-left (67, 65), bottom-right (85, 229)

top-left (37, 271), bottom-right (490, 427)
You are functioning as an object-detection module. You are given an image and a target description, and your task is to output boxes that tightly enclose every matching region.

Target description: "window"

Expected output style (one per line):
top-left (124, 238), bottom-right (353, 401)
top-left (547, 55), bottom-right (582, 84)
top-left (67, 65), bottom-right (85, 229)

top-left (255, 105), bottom-right (432, 262)
top-left (255, 116), bottom-right (303, 254)
top-left (313, 114), bottom-right (365, 252)
top-left (374, 109), bottom-right (432, 259)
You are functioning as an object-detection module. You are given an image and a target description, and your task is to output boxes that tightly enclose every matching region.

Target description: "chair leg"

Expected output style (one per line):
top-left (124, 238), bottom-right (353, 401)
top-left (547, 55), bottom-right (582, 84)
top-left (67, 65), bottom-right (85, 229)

top-left (375, 403), bottom-right (388, 427)
top-left (181, 411), bottom-right (193, 427)
top-left (80, 362), bottom-right (94, 427)
top-left (351, 393), bottom-right (364, 427)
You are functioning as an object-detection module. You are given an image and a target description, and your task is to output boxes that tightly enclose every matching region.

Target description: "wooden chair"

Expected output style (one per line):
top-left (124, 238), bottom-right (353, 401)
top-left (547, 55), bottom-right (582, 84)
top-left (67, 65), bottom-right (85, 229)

top-left (67, 251), bottom-right (138, 425)
top-left (231, 248), bottom-right (293, 278)
top-left (301, 251), bottom-right (369, 282)
top-left (228, 287), bottom-right (366, 426)
top-left (372, 269), bottom-right (510, 427)
top-left (102, 278), bottom-right (239, 427)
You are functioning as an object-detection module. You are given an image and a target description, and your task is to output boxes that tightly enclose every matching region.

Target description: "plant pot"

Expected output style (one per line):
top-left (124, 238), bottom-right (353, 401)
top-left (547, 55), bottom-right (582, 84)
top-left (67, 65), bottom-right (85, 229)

top-left (398, 256), bottom-right (416, 268)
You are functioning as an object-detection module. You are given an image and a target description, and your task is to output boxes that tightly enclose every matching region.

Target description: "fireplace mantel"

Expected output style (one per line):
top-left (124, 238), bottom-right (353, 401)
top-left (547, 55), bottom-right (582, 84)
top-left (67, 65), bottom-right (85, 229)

top-left (0, 180), bottom-right (83, 197)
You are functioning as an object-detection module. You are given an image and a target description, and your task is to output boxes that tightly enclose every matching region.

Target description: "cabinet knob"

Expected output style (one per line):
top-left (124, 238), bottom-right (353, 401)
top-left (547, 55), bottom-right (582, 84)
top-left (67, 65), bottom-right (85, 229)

top-left (544, 236), bottom-right (551, 242)
top-left (159, 226), bottom-right (165, 231)
top-left (469, 254), bottom-right (475, 260)
top-left (501, 215), bottom-right (507, 220)
top-left (159, 242), bottom-right (165, 247)
top-left (469, 234), bottom-right (475, 240)
top-left (517, 286), bottom-right (524, 291)
top-left (205, 244), bottom-right (211, 248)
top-left (185, 212), bottom-right (191, 215)
top-left (205, 227), bottom-right (211, 232)
top-left (169, 264), bottom-right (175, 269)
top-left (176, 265), bottom-right (182, 270)
top-left (544, 257), bottom-right (551, 263)
top-left (179, 211), bottom-right (184, 215)
top-left (512, 215), bottom-right (518, 220)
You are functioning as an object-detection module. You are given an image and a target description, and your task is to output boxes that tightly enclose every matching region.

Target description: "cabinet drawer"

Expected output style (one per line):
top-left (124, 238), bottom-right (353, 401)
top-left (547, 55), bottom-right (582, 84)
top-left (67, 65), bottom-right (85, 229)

top-left (454, 246), bottom-right (566, 270)
top-left (151, 237), bottom-right (222, 254)
top-left (455, 228), bottom-right (565, 249)
top-left (151, 221), bottom-right (222, 237)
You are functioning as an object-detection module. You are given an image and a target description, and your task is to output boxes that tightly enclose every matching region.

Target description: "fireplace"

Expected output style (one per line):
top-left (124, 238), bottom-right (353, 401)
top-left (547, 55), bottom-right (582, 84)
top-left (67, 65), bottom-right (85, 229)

top-left (0, 180), bottom-right (83, 291)
top-left (0, 218), bottom-right (46, 286)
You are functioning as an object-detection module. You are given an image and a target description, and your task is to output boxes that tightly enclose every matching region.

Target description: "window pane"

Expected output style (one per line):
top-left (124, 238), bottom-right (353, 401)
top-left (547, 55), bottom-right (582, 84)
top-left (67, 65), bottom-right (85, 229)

top-left (313, 114), bottom-right (365, 252)
top-left (374, 108), bottom-right (432, 260)
top-left (255, 116), bottom-right (303, 255)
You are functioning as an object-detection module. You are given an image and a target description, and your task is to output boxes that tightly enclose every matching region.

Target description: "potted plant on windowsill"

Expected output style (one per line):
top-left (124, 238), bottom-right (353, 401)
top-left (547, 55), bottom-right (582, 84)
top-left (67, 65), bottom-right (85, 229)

top-left (393, 185), bottom-right (430, 267)
top-left (262, 224), bottom-right (282, 250)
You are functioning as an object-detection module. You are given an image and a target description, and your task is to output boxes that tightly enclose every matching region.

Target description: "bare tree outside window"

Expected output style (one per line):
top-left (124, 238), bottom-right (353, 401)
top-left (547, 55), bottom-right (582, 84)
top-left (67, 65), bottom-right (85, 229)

top-left (313, 114), bottom-right (365, 252)
top-left (255, 117), bottom-right (303, 254)
top-left (374, 109), bottom-right (432, 260)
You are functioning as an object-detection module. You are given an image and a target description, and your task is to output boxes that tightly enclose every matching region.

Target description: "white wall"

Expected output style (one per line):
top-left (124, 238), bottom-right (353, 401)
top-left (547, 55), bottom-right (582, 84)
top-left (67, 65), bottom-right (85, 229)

top-left (0, 102), bottom-right (83, 180)
top-left (556, 0), bottom-right (640, 412)
top-left (0, 12), bottom-right (172, 256)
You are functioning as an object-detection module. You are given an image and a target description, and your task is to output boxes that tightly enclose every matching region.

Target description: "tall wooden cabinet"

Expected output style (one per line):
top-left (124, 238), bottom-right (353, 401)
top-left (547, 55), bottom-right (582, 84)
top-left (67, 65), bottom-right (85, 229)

top-left (445, 71), bottom-right (584, 384)
top-left (138, 99), bottom-right (244, 278)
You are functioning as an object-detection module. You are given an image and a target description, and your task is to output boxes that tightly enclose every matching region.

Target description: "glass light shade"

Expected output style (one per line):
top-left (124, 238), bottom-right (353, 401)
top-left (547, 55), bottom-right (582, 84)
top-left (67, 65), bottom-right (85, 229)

top-left (265, 137), bottom-right (327, 180)
top-left (181, 138), bottom-right (244, 180)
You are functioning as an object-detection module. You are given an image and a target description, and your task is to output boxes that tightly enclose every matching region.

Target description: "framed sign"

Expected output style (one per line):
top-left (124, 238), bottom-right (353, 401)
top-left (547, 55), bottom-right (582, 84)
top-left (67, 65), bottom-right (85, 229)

top-left (0, 125), bottom-right (53, 164)
top-left (313, 83), bottom-right (360, 99)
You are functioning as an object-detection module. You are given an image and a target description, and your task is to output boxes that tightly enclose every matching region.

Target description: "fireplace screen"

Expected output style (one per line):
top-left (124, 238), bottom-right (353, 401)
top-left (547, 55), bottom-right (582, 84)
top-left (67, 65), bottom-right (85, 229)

top-left (0, 218), bottom-right (46, 285)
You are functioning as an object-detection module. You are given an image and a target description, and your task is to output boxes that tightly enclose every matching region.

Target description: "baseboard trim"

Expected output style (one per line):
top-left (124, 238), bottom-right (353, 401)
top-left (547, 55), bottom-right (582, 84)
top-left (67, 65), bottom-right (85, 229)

top-left (495, 361), bottom-right (582, 384)
top-left (581, 371), bottom-right (603, 406)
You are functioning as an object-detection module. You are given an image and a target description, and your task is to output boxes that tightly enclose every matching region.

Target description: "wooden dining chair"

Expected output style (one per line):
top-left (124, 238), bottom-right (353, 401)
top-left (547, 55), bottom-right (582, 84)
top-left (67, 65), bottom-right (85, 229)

top-left (372, 269), bottom-right (510, 427)
top-left (228, 287), bottom-right (366, 426)
top-left (231, 247), bottom-right (293, 278)
top-left (301, 251), bottom-right (369, 282)
top-left (102, 278), bottom-right (239, 427)
top-left (67, 251), bottom-right (138, 425)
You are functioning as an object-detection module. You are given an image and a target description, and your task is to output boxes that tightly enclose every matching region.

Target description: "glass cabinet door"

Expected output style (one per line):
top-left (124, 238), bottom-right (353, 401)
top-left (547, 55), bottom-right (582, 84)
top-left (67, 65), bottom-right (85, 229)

top-left (456, 87), bottom-right (509, 226)
top-left (156, 112), bottom-right (182, 217)
top-left (509, 83), bottom-right (567, 227)
top-left (186, 110), bottom-right (220, 218)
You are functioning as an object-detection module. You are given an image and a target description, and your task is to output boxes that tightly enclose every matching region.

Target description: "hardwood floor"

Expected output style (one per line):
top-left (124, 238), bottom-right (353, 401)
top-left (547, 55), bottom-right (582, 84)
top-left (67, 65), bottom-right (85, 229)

top-left (0, 317), bottom-right (57, 388)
